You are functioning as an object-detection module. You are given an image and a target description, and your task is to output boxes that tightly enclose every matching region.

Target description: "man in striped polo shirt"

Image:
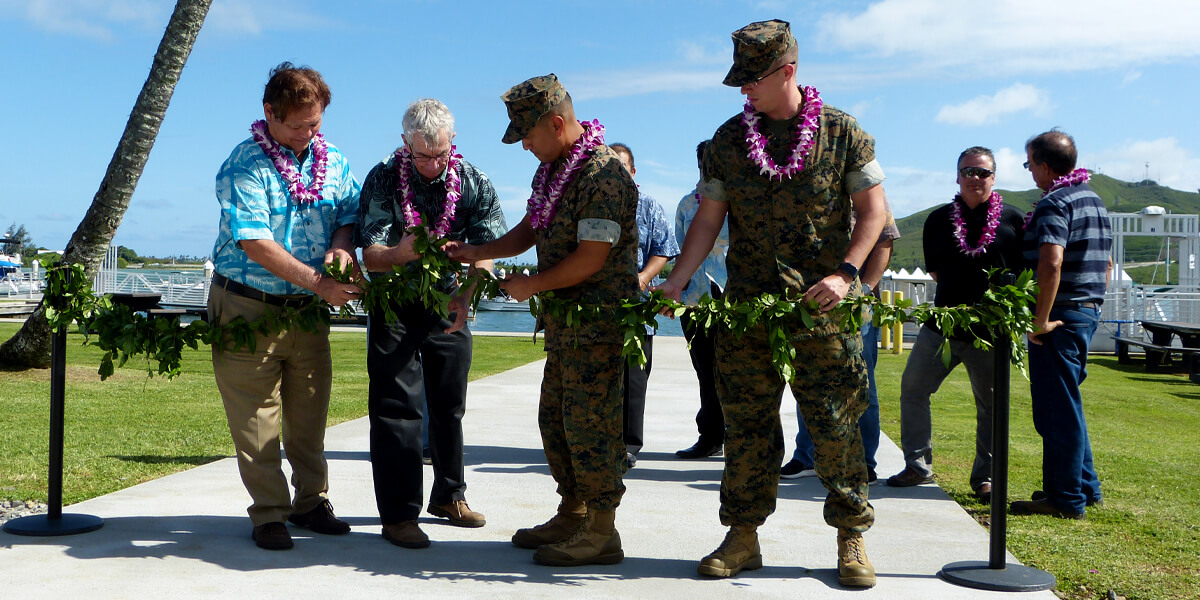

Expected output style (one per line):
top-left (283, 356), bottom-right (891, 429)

top-left (1011, 129), bottom-right (1112, 520)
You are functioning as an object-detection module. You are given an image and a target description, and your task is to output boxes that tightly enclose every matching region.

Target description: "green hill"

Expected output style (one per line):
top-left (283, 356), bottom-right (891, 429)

top-left (890, 174), bottom-right (1200, 271)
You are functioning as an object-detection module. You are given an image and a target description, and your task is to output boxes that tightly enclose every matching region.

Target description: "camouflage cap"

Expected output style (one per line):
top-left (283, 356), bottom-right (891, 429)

top-left (723, 19), bottom-right (796, 87)
top-left (500, 74), bottom-right (567, 144)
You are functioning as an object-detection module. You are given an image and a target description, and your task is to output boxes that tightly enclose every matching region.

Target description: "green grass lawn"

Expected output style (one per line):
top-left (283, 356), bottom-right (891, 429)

top-left (873, 349), bottom-right (1200, 600)
top-left (0, 322), bottom-right (544, 505)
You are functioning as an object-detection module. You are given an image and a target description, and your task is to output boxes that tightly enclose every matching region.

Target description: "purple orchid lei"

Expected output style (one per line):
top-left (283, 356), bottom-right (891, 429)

top-left (1024, 168), bottom-right (1091, 229)
top-left (742, 86), bottom-right (822, 181)
top-left (528, 119), bottom-right (606, 230)
top-left (1045, 168), bottom-right (1091, 196)
top-left (394, 145), bottom-right (462, 238)
top-left (250, 120), bottom-right (328, 205)
top-left (951, 191), bottom-right (1003, 257)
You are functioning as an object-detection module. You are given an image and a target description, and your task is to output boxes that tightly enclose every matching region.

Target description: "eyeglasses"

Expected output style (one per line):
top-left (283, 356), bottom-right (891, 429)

top-left (747, 62), bottom-right (795, 87)
top-left (412, 151), bottom-right (451, 164)
top-left (959, 166), bottom-right (994, 179)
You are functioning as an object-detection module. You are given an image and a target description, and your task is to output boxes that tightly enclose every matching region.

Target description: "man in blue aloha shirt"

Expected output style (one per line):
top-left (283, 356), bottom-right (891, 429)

top-left (209, 62), bottom-right (361, 551)
top-left (610, 143), bottom-right (680, 468)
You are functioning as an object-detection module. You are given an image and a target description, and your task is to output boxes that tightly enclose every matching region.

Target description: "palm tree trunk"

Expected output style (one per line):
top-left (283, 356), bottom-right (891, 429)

top-left (0, 0), bottom-right (212, 369)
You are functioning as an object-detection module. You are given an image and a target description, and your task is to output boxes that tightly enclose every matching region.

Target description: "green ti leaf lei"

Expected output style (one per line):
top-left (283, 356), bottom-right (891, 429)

top-left (39, 243), bottom-right (1038, 383)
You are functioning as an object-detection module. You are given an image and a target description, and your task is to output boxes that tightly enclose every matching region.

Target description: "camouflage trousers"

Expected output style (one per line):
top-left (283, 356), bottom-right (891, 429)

top-left (715, 326), bottom-right (875, 533)
top-left (539, 344), bottom-right (626, 510)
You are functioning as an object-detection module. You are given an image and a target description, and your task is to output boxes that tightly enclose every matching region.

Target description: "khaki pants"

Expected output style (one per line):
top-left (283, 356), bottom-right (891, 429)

top-left (209, 285), bottom-right (333, 526)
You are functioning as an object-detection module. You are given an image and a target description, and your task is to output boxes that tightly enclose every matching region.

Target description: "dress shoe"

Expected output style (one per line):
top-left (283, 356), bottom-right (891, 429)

top-left (780, 458), bottom-right (816, 479)
top-left (837, 531), bottom-right (876, 588)
top-left (697, 526), bottom-right (762, 578)
top-left (252, 522), bottom-right (293, 550)
top-left (428, 499), bottom-right (486, 528)
top-left (421, 446), bottom-right (432, 466)
top-left (288, 499), bottom-right (351, 535)
top-left (624, 452), bottom-right (637, 469)
top-left (1010, 498), bottom-right (1085, 520)
top-left (886, 466), bottom-right (934, 487)
top-left (513, 497), bottom-right (587, 549)
top-left (382, 520), bottom-right (431, 548)
top-left (675, 440), bottom-right (723, 459)
top-left (533, 510), bottom-right (623, 566)
top-left (1032, 489), bottom-right (1102, 507)
top-left (974, 482), bottom-right (993, 505)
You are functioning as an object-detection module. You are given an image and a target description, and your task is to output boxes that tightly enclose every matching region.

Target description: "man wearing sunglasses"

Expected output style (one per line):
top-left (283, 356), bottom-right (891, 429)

top-left (355, 98), bottom-right (507, 548)
top-left (885, 147), bottom-right (1025, 507)
top-left (656, 19), bottom-right (887, 588)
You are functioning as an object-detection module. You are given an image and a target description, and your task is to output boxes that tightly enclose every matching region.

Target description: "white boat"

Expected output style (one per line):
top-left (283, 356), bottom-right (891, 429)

top-left (476, 297), bottom-right (530, 312)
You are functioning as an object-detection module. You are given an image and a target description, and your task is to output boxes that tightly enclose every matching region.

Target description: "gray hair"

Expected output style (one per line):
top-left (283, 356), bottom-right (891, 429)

top-left (402, 98), bottom-right (455, 146)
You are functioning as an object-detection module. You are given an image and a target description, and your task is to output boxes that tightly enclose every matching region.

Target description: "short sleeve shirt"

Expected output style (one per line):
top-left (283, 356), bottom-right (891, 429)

top-left (674, 188), bottom-right (729, 305)
top-left (355, 155), bottom-right (508, 278)
top-left (635, 192), bottom-right (680, 272)
top-left (1022, 183), bottom-right (1112, 303)
top-left (699, 102), bottom-right (879, 337)
top-left (212, 136), bottom-right (361, 295)
top-left (533, 145), bottom-right (639, 349)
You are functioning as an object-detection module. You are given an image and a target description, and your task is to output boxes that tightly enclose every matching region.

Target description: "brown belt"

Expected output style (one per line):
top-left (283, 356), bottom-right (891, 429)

top-left (212, 272), bottom-right (311, 308)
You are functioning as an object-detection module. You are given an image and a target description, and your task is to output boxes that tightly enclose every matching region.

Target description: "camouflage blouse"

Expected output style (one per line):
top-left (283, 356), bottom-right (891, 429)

top-left (700, 102), bottom-right (879, 338)
top-left (532, 145), bottom-right (639, 349)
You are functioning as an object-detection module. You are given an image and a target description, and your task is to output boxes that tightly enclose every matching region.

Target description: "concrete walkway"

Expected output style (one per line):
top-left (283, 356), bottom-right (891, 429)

top-left (1, 336), bottom-right (1054, 599)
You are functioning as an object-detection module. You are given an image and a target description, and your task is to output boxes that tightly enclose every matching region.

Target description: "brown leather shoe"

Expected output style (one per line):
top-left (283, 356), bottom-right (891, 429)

top-left (837, 531), bottom-right (876, 588)
top-left (512, 498), bottom-right (586, 549)
top-left (1010, 498), bottom-right (1085, 520)
top-left (252, 521), bottom-right (293, 550)
top-left (288, 499), bottom-right (351, 535)
top-left (886, 466), bottom-right (934, 487)
top-left (697, 526), bottom-right (762, 578)
top-left (382, 520), bottom-right (431, 548)
top-left (428, 499), bottom-right (486, 528)
top-left (974, 482), bottom-right (993, 505)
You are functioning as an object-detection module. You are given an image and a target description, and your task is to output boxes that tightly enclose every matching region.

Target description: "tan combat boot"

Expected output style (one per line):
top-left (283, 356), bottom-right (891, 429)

top-left (532, 509), bottom-right (623, 566)
top-left (511, 496), bottom-right (587, 549)
top-left (697, 525), bottom-right (762, 577)
top-left (837, 530), bottom-right (876, 588)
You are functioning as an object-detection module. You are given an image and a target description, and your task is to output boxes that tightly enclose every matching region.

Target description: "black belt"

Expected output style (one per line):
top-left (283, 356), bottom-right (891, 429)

top-left (212, 272), bottom-right (312, 308)
top-left (1055, 301), bottom-right (1100, 311)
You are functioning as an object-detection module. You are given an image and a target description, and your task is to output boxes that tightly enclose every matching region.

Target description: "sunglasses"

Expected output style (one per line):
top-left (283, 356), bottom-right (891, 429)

top-left (959, 166), bottom-right (994, 179)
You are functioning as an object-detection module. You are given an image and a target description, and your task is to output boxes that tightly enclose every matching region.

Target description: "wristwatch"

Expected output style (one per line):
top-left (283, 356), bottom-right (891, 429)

top-left (837, 262), bottom-right (859, 280)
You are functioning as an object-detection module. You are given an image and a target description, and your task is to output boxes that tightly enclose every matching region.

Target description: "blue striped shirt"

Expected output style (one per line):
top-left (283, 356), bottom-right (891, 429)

top-left (212, 136), bottom-right (361, 295)
top-left (1023, 182), bottom-right (1112, 303)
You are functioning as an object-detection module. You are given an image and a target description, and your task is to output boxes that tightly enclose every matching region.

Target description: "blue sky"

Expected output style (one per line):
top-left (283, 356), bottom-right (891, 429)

top-left (2, 0), bottom-right (1199, 260)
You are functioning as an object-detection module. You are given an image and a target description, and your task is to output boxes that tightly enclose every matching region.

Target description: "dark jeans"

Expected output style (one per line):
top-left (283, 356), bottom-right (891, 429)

top-left (793, 320), bottom-right (880, 472)
top-left (366, 306), bottom-right (472, 524)
top-left (622, 336), bottom-right (653, 455)
top-left (1029, 305), bottom-right (1101, 514)
top-left (682, 312), bottom-right (724, 446)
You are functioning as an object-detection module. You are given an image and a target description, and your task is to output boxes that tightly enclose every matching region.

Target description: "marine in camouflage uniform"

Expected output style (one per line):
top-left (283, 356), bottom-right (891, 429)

top-left (446, 74), bottom-right (638, 566)
top-left (658, 20), bottom-right (888, 587)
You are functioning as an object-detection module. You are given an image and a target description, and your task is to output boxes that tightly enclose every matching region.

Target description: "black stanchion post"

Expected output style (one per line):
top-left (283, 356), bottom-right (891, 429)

top-left (3, 268), bottom-right (103, 536)
top-left (938, 273), bottom-right (1054, 591)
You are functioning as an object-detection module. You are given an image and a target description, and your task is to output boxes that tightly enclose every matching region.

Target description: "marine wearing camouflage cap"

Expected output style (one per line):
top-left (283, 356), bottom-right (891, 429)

top-left (723, 19), bottom-right (797, 87)
top-left (501, 74), bottom-right (568, 144)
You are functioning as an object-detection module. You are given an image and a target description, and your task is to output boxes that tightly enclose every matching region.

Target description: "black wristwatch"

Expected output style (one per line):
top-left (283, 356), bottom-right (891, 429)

top-left (837, 262), bottom-right (859, 280)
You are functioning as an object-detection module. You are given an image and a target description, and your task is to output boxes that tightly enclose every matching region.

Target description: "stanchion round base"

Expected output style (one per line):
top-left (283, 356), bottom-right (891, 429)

top-left (2, 513), bottom-right (104, 536)
top-left (939, 560), bottom-right (1056, 592)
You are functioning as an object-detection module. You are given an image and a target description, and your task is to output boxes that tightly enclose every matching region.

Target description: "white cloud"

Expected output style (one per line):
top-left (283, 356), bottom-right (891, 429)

top-left (1121, 71), bottom-right (1143, 86)
top-left (205, 0), bottom-right (329, 35)
top-left (1085, 138), bottom-right (1200, 193)
top-left (936, 83), bottom-right (1050, 126)
top-left (817, 0), bottom-right (1200, 75)
top-left (568, 69), bottom-right (726, 101)
top-left (6, 0), bottom-right (167, 41)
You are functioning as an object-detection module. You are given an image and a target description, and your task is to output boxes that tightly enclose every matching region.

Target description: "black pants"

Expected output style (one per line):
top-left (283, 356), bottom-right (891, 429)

top-left (682, 312), bottom-right (724, 446)
top-left (367, 305), bottom-right (471, 524)
top-left (621, 336), bottom-right (653, 455)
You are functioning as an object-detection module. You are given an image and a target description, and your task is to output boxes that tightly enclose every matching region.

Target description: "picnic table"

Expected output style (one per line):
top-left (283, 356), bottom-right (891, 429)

top-left (1113, 320), bottom-right (1200, 382)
